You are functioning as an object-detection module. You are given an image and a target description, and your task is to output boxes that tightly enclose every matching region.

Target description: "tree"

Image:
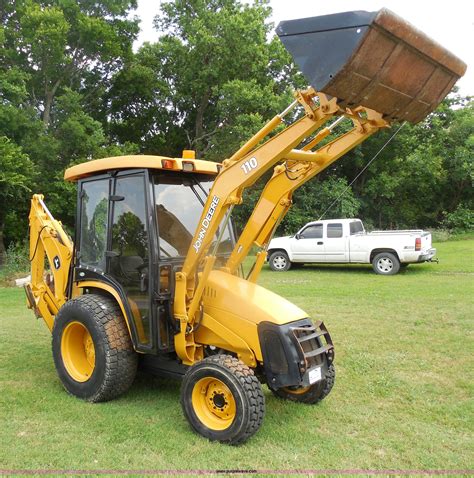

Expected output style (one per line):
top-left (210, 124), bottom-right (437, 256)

top-left (0, 137), bottom-right (35, 264)
top-left (438, 101), bottom-right (473, 214)
top-left (2, 0), bottom-right (139, 128)
top-left (327, 94), bottom-right (473, 229)
top-left (0, 1), bottom-right (140, 249)
top-left (108, 0), bottom-right (302, 157)
top-left (279, 177), bottom-right (361, 234)
top-left (1, 0), bottom-right (473, 261)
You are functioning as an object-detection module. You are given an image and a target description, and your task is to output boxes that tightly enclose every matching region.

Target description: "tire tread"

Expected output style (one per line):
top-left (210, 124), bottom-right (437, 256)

top-left (181, 354), bottom-right (265, 445)
top-left (53, 294), bottom-right (137, 402)
top-left (272, 363), bottom-right (335, 404)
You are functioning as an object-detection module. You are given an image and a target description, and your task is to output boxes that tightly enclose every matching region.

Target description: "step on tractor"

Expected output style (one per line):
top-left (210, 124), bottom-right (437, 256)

top-left (25, 9), bottom-right (465, 444)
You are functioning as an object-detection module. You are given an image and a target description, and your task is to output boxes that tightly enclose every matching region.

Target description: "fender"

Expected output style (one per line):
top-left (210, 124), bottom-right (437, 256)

top-left (74, 272), bottom-right (147, 352)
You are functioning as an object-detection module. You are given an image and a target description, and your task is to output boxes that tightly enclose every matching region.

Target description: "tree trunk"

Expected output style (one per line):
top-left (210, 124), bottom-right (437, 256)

top-left (42, 78), bottom-right (62, 128)
top-left (0, 226), bottom-right (6, 267)
top-left (194, 90), bottom-right (211, 156)
top-left (42, 91), bottom-right (54, 127)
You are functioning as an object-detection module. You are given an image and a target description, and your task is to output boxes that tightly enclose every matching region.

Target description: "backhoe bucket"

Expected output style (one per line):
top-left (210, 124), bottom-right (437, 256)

top-left (277, 9), bottom-right (466, 123)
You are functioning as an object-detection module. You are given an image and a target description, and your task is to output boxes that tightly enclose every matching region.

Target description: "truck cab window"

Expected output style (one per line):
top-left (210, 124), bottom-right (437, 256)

top-left (327, 223), bottom-right (343, 238)
top-left (300, 224), bottom-right (323, 239)
top-left (79, 179), bottom-right (109, 271)
top-left (350, 221), bottom-right (364, 235)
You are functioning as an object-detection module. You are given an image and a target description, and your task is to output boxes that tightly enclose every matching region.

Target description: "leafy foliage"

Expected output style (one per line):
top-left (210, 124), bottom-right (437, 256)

top-left (0, 137), bottom-right (35, 263)
top-left (0, 0), bottom-right (472, 265)
top-left (280, 177), bottom-right (361, 234)
top-left (0, 241), bottom-right (30, 279)
top-left (0, 0), bottom-right (139, 263)
top-left (442, 203), bottom-right (474, 231)
top-left (108, 0), bottom-right (299, 157)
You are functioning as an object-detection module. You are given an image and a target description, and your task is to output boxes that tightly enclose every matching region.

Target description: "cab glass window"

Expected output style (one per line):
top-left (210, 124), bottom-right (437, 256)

top-left (350, 221), bottom-right (364, 235)
top-left (109, 174), bottom-right (150, 345)
top-left (300, 224), bottom-right (323, 239)
top-left (153, 174), bottom-right (232, 258)
top-left (79, 179), bottom-right (109, 271)
top-left (327, 223), bottom-right (343, 238)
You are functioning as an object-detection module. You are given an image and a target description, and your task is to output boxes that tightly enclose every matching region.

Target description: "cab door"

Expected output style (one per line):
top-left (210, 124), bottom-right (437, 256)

top-left (108, 172), bottom-right (152, 348)
top-left (324, 222), bottom-right (348, 262)
top-left (290, 223), bottom-right (325, 262)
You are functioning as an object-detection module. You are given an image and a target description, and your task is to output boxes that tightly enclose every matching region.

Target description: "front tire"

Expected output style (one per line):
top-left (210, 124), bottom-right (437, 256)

top-left (52, 294), bottom-right (138, 402)
top-left (271, 364), bottom-right (335, 404)
top-left (372, 252), bottom-right (400, 275)
top-left (269, 250), bottom-right (291, 272)
top-left (181, 355), bottom-right (265, 444)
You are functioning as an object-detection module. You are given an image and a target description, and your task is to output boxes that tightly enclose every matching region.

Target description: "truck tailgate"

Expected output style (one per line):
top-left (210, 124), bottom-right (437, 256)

top-left (421, 232), bottom-right (432, 251)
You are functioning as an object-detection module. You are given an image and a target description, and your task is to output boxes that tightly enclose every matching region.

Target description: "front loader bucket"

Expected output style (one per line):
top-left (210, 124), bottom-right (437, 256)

top-left (276, 9), bottom-right (466, 123)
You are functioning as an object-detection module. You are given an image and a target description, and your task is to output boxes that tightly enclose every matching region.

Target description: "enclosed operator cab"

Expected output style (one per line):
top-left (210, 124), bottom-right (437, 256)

top-left (66, 155), bottom-right (236, 355)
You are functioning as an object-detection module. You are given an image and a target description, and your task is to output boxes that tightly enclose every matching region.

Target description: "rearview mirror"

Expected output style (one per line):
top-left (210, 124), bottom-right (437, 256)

top-left (295, 233), bottom-right (301, 240)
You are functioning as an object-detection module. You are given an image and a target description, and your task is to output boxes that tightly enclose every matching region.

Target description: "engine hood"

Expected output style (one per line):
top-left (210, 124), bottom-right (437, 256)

top-left (202, 270), bottom-right (307, 326)
top-left (268, 236), bottom-right (291, 249)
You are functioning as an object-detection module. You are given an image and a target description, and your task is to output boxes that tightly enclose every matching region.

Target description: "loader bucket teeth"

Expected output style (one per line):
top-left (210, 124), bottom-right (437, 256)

top-left (276, 8), bottom-right (466, 123)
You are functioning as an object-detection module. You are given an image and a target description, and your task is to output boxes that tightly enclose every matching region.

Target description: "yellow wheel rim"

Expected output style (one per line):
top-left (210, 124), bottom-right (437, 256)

top-left (61, 321), bottom-right (95, 382)
top-left (191, 377), bottom-right (237, 431)
top-left (282, 385), bottom-right (311, 395)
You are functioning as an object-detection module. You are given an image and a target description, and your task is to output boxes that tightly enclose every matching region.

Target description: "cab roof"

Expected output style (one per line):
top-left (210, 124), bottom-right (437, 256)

top-left (64, 154), bottom-right (219, 182)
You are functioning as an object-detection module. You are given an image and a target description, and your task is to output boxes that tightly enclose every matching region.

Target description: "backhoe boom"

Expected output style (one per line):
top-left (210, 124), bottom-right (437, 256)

top-left (25, 194), bottom-right (73, 331)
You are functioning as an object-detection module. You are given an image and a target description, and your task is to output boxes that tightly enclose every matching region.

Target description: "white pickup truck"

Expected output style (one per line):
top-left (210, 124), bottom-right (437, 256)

top-left (267, 219), bottom-right (437, 275)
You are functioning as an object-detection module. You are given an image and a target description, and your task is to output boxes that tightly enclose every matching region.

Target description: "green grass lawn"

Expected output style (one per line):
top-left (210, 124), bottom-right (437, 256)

top-left (1, 240), bottom-right (473, 473)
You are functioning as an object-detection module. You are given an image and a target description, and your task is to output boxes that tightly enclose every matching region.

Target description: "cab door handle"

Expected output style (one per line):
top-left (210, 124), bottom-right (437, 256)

top-left (317, 241), bottom-right (324, 245)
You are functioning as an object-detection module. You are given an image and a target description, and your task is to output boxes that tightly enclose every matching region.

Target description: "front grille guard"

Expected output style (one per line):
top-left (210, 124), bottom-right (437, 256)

top-left (292, 320), bottom-right (335, 370)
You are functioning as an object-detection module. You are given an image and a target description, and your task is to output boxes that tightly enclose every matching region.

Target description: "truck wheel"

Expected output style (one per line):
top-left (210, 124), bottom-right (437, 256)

top-left (271, 364), bottom-right (335, 404)
top-left (52, 294), bottom-right (137, 402)
top-left (372, 252), bottom-right (400, 275)
top-left (269, 251), bottom-right (291, 271)
top-left (181, 355), bottom-right (265, 445)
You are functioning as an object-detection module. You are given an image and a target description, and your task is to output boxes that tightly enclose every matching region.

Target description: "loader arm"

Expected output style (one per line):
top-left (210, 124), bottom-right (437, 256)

top-left (173, 90), bottom-right (389, 363)
top-left (25, 194), bottom-right (73, 331)
top-left (224, 107), bottom-right (388, 279)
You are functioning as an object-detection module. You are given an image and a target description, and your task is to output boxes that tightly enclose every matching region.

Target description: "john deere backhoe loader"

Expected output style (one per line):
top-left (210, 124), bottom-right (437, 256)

top-left (24, 9), bottom-right (465, 444)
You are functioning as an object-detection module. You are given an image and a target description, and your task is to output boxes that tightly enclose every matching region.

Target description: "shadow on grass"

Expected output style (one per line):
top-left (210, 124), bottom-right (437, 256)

top-left (264, 263), bottom-right (436, 275)
top-left (129, 370), bottom-right (181, 397)
top-left (299, 264), bottom-right (373, 274)
top-left (263, 264), bottom-right (374, 275)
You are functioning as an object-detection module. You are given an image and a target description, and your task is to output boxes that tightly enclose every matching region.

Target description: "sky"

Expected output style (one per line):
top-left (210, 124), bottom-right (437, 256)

top-left (133, 0), bottom-right (473, 96)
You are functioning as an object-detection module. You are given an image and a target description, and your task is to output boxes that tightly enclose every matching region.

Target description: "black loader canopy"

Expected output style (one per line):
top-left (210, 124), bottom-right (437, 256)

top-left (277, 8), bottom-right (467, 123)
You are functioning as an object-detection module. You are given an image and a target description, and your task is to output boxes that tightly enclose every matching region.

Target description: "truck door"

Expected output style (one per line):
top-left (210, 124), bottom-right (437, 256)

top-left (324, 222), bottom-right (347, 262)
top-left (291, 223), bottom-right (325, 262)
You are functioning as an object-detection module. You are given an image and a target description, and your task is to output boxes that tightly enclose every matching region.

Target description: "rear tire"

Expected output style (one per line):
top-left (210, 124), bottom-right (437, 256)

top-left (181, 355), bottom-right (265, 444)
top-left (269, 250), bottom-right (291, 272)
top-left (372, 252), bottom-right (400, 275)
top-left (52, 294), bottom-right (137, 402)
top-left (271, 363), bottom-right (335, 404)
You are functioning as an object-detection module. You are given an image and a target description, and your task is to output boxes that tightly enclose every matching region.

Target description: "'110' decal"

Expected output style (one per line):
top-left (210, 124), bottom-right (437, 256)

top-left (241, 157), bottom-right (258, 174)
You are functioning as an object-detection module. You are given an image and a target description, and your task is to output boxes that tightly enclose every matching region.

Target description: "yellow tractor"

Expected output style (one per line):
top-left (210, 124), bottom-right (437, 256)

top-left (24, 9), bottom-right (465, 444)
